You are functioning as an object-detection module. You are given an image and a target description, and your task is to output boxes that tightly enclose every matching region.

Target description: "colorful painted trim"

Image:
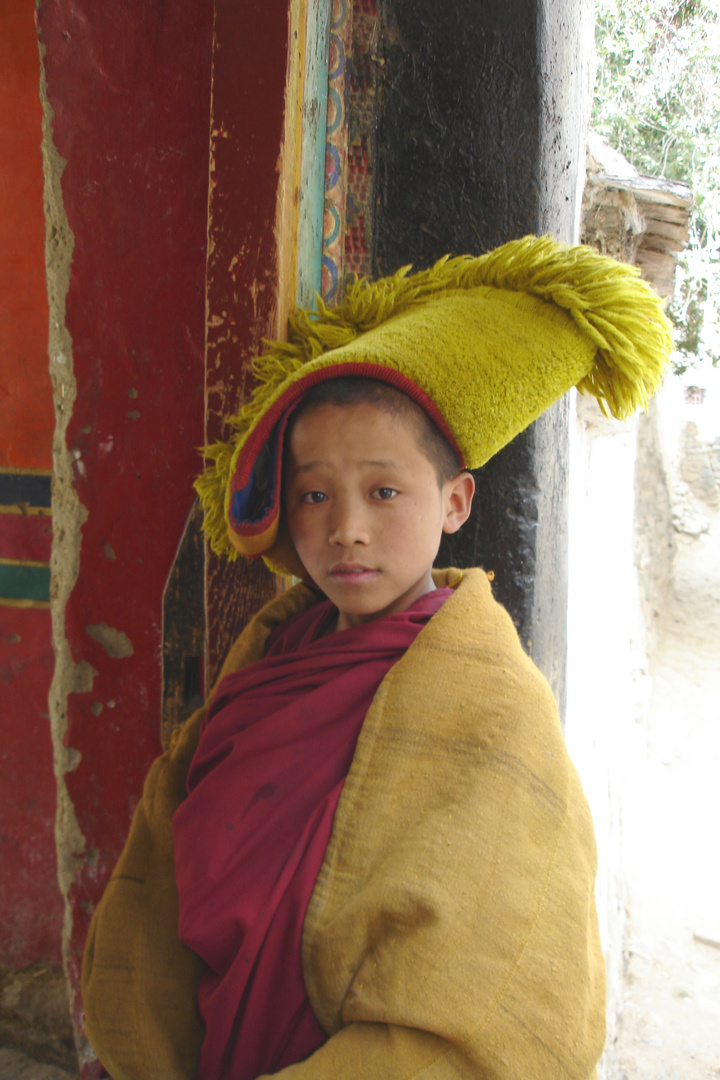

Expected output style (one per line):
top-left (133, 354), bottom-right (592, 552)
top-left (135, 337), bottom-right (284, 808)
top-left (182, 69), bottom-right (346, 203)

top-left (344, 0), bottom-right (378, 283)
top-left (0, 470), bottom-right (51, 508)
top-left (0, 513), bottom-right (52, 562)
top-left (0, 559), bottom-right (50, 606)
top-left (0, 469), bottom-right (51, 607)
top-left (321, 0), bottom-right (352, 304)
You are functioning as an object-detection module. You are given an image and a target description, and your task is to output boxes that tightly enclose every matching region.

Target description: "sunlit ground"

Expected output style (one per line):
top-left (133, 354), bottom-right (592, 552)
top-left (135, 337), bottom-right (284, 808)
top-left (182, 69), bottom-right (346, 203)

top-left (615, 496), bottom-right (720, 1077)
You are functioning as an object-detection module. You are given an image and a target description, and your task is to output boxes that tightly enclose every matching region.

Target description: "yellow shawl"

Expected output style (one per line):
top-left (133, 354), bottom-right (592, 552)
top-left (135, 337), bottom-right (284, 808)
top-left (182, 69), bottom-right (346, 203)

top-left (82, 568), bottom-right (606, 1079)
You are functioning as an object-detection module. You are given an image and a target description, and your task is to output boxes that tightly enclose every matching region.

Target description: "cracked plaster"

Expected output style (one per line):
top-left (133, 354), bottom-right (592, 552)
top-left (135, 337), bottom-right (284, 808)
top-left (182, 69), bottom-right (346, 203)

top-left (38, 40), bottom-right (87, 1067)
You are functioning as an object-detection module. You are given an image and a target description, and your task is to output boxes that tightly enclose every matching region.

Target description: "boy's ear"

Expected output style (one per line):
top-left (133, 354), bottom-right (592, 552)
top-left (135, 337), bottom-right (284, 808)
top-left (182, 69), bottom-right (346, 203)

top-left (442, 471), bottom-right (475, 534)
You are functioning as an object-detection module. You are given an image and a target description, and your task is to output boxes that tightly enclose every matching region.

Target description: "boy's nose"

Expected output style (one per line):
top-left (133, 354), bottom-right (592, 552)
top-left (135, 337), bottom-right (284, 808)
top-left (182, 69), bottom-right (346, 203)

top-left (328, 498), bottom-right (370, 546)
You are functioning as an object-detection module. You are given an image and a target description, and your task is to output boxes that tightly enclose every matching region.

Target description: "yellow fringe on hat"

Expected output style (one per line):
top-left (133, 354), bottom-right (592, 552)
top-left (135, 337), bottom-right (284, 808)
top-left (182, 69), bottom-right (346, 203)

top-left (196, 235), bottom-right (673, 559)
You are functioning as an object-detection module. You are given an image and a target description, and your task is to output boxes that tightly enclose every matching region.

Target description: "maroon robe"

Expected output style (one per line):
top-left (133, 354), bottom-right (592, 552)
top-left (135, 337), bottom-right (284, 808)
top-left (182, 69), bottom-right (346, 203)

top-left (173, 589), bottom-right (451, 1080)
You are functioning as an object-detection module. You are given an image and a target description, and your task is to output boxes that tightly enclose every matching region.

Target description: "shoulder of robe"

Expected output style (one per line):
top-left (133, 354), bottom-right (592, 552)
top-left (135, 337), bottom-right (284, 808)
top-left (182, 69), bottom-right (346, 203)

top-left (216, 579), bottom-right (322, 681)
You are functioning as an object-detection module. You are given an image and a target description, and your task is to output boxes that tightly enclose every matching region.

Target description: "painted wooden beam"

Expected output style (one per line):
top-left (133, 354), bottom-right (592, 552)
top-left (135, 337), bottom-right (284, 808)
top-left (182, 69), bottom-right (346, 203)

top-left (296, 0), bottom-right (331, 308)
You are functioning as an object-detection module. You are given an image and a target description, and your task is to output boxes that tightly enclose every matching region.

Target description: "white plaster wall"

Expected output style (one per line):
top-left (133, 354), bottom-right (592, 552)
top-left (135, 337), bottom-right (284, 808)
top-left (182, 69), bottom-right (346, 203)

top-left (654, 376), bottom-right (685, 479)
top-left (566, 390), bottom-right (650, 1073)
top-left (659, 362), bottom-right (720, 450)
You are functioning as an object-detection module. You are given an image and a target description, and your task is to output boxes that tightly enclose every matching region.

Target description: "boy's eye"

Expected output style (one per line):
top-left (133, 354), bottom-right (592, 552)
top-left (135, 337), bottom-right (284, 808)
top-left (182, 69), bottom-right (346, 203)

top-left (301, 491), bottom-right (328, 504)
top-left (373, 487), bottom-right (398, 500)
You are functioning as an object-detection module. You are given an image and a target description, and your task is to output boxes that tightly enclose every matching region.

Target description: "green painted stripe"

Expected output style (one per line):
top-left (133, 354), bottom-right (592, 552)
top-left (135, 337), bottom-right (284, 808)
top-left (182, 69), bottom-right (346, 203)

top-left (0, 562), bottom-right (51, 603)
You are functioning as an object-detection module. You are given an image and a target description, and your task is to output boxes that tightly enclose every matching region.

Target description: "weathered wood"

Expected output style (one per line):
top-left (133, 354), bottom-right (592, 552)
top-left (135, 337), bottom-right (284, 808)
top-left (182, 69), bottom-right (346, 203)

top-left (582, 162), bottom-right (692, 299)
top-left (161, 502), bottom-right (205, 748)
top-left (641, 232), bottom-right (691, 254)
top-left (595, 172), bottom-right (693, 207)
top-left (203, 0), bottom-right (293, 682)
top-left (635, 251), bottom-right (680, 299)
top-left (638, 201), bottom-right (694, 225)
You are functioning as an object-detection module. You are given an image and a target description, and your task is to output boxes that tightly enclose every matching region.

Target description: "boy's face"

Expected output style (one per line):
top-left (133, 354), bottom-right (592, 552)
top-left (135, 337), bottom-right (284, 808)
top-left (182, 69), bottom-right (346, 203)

top-left (284, 401), bottom-right (473, 632)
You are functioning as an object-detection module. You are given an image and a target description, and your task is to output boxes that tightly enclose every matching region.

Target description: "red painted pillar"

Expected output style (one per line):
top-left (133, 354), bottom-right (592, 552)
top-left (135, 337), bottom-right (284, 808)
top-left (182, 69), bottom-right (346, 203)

top-left (204, 0), bottom-right (292, 678)
top-left (37, 0), bottom-right (298, 1071)
top-left (37, 3), bottom-right (213, 1069)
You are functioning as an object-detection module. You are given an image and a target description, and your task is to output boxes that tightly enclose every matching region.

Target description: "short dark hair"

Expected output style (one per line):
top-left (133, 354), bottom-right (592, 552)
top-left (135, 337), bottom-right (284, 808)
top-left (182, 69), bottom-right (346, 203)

top-left (289, 376), bottom-right (462, 485)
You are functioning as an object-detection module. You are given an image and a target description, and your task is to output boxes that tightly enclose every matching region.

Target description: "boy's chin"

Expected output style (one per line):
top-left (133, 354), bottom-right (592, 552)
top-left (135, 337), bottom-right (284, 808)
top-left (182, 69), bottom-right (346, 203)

top-left (331, 581), bottom-right (437, 630)
top-left (334, 608), bottom-right (386, 632)
top-left (331, 593), bottom-right (399, 631)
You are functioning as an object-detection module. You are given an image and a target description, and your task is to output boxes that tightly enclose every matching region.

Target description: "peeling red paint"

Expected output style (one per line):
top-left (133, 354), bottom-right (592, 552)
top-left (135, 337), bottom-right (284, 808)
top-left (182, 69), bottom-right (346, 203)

top-left (0, 608), bottom-right (62, 967)
top-left (0, 0), bottom-right (53, 471)
top-left (204, 0), bottom-right (289, 677)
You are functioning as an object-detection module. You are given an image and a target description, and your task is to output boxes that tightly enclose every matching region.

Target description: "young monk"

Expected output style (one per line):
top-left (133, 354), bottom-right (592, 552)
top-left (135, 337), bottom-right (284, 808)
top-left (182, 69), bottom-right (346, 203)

top-left (171, 377), bottom-right (475, 1079)
top-left (82, 236), bottom-right (673, 1080)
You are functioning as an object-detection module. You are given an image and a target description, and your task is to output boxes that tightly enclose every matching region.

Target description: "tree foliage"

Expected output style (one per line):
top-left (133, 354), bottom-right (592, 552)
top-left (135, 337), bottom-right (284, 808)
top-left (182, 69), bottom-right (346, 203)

top-left (593, 0), bottom-right (720, 370)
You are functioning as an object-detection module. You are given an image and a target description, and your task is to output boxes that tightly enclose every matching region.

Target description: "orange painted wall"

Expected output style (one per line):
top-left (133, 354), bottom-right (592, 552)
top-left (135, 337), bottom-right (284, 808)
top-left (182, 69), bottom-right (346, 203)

top-left (0, 0), bottom-right (53, 470)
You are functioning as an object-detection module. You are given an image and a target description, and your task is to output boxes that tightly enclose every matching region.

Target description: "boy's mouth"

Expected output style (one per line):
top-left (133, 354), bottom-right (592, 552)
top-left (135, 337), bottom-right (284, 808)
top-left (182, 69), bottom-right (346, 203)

top-left (329, 563), bottom-right (378, 581)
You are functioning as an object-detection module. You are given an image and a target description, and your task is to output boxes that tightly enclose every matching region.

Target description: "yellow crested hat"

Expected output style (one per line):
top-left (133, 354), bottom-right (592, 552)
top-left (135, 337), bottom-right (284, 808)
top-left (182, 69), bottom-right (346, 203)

top-left (196, 234), bottom-right (673, 576)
